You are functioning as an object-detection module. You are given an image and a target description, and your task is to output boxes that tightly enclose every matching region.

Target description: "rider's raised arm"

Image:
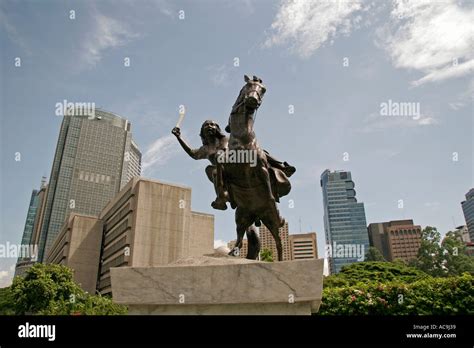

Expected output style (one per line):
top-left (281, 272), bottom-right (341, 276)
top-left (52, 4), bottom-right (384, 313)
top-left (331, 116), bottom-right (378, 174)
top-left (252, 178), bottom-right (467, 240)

top-left (172, 126), bottom-right (207, 160)
top-left (190, 146), bottom-right (208, 160)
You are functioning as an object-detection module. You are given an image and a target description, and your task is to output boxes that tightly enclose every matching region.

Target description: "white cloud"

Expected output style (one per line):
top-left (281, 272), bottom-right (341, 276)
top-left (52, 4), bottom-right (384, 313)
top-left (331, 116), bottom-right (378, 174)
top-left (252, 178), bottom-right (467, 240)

top-left (214, 239), bottom-right (228, 248)
top-left (264, 0), bottom-right (366, 58)
top-left (0, 264), bottom-right (15, 288)
top-left (417, 117), bottom-right (438, 126)
top-left (358, 112), bottom-right (439, 133)
top-left (0, 8), bottom-right (31, 55)
top-left (207, 64), bottom-right (231, 86)
top-left (142, 134), bottom-right (180, 173)
top-left (81, 13), bottom-right (139, 67)
top-left (424, 201), bottom-right (441, 209)
top-left (378, 0), bottom-right (474, 86)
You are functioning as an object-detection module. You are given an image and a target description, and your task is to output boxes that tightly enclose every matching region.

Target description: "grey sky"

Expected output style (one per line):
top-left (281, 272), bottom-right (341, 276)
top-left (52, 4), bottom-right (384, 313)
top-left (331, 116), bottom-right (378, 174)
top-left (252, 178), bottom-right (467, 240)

top-left (1, 0), bottom-right (472, 285)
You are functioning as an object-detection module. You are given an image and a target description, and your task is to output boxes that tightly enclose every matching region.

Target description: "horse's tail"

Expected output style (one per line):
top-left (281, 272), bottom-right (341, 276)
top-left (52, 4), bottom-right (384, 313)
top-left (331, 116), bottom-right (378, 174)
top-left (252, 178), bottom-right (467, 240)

top-left (246, 226), bottom-right (261, 260)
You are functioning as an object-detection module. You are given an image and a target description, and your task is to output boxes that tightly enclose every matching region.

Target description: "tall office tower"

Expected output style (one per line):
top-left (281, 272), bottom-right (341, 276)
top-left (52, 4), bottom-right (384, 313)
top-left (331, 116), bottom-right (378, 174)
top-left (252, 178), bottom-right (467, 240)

top-left (14, 178), bottom-right (46, 276)
top-left (19, 189), bottom-right (39, 248)
top-left (259, 222), bottom-right (291, 261)
top-left (461, 189), bottom-right (474, 242)
top-left (37, 109), bottom-right (142, 261)
top-left (321, 169), bottom-right (369, 274)
top-left (14, 188), bottom-right (39, 275)
top-left (30, 177), bottom-right (48, 247)
top-left (368, 220), bottom-right (422, 262)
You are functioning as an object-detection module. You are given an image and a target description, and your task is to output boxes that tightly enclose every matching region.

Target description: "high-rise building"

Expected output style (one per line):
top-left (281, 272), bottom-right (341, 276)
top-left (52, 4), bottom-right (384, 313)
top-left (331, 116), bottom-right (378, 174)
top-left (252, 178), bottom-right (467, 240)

top-left (15, 177), bottom-right (48, 277)
top-left (19, 189), bottom-right (39, 248)
top-left (321, 169), bottom-right (369, 274)
top-left (368, 219), bottom-right (422, 262)
top-left (258, 222), bottom-right (291, 261)
top-left (289, 233), bottom-right (318, 260)
top-left (37, 110), bottom-right (141, 261)
top-left (14, 187), bottom-right (40, 277)
top-left (30, 178), bottom-right (48, 247)
top-left (461, 189), bottom-right (474, 242)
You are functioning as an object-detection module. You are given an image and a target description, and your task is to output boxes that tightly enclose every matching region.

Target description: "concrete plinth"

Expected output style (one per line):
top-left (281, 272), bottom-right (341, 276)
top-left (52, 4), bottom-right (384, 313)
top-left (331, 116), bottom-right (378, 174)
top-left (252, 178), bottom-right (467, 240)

top-left (110, 254), bottom-right (324, 315)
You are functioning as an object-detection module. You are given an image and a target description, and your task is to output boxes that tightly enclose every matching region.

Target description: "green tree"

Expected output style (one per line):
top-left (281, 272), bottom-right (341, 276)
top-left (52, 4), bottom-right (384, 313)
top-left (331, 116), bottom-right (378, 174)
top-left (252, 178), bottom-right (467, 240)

top-left (0, 287), bottom-right (15, 315)
top-left (442, 231), bottom-right (474, 276)
top-left (364, 247), bottom-right (386, 262)
top-left (409, 226), bottom-right (445, 277)
top-left (10, 263), bottom-right (126, 315)
top-left (260, 248), bottom-right (273, 262)
top-left (409, 226), bottom-right (474, 277)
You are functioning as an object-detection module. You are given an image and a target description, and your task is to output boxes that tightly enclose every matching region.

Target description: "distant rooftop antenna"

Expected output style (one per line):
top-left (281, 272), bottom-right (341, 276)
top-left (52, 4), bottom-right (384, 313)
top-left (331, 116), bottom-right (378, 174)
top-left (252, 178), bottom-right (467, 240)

top-left (299, 217), bottom-right (302, 233)
top-left (451, 216), bottom-right (457, 229)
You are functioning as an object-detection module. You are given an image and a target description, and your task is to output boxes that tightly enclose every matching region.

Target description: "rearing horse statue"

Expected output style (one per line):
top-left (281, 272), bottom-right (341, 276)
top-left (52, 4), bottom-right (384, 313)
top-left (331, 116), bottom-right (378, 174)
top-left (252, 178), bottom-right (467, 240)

top-left (172, 75), bottom-right (295, 261)
top-left (222, 75), bottom-right (294, 261)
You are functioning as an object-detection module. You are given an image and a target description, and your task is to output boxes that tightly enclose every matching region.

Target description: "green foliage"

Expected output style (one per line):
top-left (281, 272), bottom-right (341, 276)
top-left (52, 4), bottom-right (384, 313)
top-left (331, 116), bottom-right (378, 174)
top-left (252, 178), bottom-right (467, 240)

top-left (409, 226), bottom-right (446, 277)
top-left (323, 261), bottom-right (430, 288)
top-left (318, 273), bottom-right (474, 315)
top-left (441, 231), bottom-right (474, 276)
top-left (260, 248), bottom-right (273, 262)
top-left (410, 226), bottom-right (474, 277)
top-left (364, 247), bottom-right (386, 262)
top-left (10, 263), bottom-right (126, 315)
top-left (0, 286), bottom-right (16, 315)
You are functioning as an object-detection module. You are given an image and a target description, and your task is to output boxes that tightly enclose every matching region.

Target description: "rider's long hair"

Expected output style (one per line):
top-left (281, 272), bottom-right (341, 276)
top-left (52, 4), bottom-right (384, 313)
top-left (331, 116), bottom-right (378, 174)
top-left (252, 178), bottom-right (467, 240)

top-left (199, 120), bottom-right (226, 145)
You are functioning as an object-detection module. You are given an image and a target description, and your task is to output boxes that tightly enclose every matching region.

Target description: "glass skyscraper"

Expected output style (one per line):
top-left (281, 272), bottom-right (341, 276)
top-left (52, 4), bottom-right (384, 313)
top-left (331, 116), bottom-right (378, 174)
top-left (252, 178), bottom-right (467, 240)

top-left (37, 109), bottom-right (141, 261)
top-left (321, 169), bottom-right (369, 274)
top-left (461, 188), bottom-right (474, 242)
top-left (19, 189), bottom-right (39, 247)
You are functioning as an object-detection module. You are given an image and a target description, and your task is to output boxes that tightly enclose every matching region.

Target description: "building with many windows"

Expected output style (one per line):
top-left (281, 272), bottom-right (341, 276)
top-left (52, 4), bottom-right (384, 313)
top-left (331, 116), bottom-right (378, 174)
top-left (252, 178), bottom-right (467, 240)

top-left (37, 110), bottom-right (141, 261)
top-left (321, 169), bottom-right (369, 274)
top-left (368, 220), bottom-right (422, 262)
top-left (289, 233), bottom-right (318, 260)
top-left (228, 226), bottom-right (318, 261)
top-left (258, 222), bottom-right (291, 261)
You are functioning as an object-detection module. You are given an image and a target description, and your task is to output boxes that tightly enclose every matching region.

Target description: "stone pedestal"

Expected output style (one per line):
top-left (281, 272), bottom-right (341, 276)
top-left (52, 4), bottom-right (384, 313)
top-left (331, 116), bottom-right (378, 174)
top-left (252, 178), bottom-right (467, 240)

top-left (110, 254), bottom-right (324, 315)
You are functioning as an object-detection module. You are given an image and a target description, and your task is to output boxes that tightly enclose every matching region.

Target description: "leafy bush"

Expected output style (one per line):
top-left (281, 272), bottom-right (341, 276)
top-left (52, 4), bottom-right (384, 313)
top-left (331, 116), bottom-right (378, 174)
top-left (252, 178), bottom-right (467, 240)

top-left (0, 286), bottom-right (15, 315)
top-left (324, 261), bottom-right (430, 288)
top-left (10, 263), bottom-right (126, 315)
top-left (318, 273), bottom-right (474, 315)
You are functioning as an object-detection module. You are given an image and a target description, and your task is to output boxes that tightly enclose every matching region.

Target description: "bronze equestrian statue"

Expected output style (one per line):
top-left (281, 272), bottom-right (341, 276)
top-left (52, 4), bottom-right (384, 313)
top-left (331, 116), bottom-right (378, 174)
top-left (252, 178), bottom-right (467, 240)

top-left (172, 75), bottom-right (295, 261)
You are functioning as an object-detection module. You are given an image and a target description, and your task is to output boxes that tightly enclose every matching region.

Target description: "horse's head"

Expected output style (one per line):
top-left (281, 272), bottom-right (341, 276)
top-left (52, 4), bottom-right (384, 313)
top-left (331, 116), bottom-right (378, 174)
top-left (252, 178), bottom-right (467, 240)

top-left (232, 75), bottom-right (267, 114)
